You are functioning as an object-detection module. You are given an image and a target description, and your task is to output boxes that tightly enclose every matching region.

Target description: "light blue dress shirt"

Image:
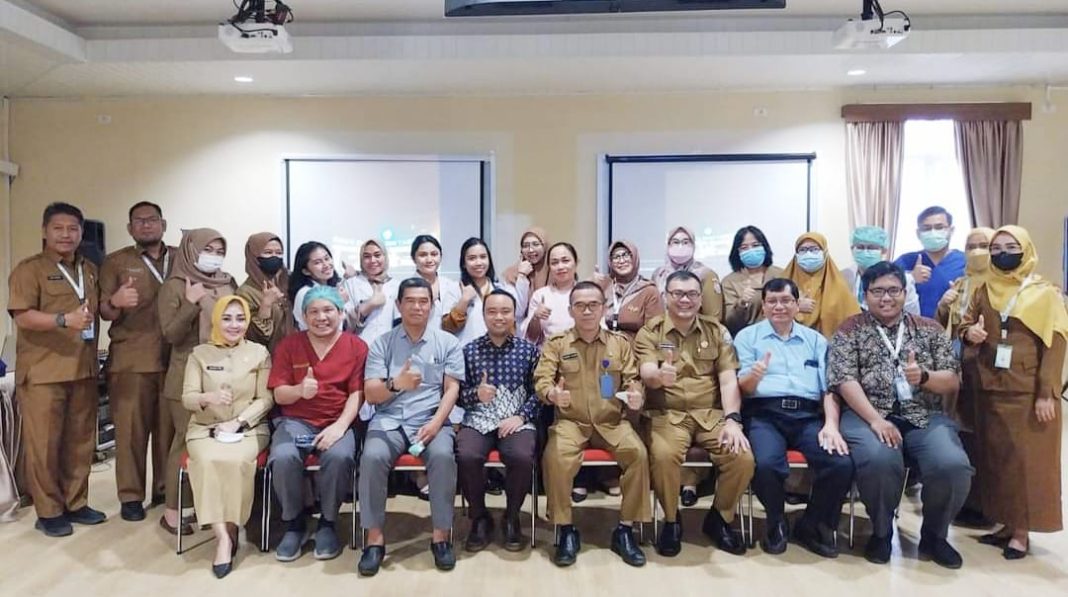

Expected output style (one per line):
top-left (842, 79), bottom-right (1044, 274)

top-left (734, 319), bottom-right (828, 401)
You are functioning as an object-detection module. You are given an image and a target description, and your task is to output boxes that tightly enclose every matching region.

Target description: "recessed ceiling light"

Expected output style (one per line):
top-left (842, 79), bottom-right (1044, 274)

top-left (847, 69), bottom-right (867, 76)
top-left (234, 76), bottom-right (254, 83)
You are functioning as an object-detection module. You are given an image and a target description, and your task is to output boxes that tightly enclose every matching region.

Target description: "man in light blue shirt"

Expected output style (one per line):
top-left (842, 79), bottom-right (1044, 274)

top-left (734, 278), bottom-right (853, 559)
top-left (358, 277), bottom-right (464, 576)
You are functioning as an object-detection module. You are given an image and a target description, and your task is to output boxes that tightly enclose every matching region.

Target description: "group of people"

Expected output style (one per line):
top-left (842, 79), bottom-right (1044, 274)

top-left (7, 200), bottom-right (1065, 579)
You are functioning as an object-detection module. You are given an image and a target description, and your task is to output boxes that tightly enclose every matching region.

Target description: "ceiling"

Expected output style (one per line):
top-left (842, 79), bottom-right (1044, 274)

top-left (3, 0), bottom-right (1068, 98)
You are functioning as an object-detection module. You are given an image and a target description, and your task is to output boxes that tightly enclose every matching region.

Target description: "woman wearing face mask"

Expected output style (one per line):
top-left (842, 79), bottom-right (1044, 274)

top-left (721, 226), bottom-right (784, 336)
top-left (182, 295), bottom-right (272, 578)
top-left (936, 227), bottom-right (995, 338)
top-left (782, 232), bottom-right (860, 338)
top-left (521, 242), bottom-right (579, 347)
top-left (960, 225), bottom-right (1068, 560)
top-left (594, 240), bottom-right (662, 341)
top-left (236, 233), bottom-right (291, 352)
top-left (842, 226), bottom-right (920, 316)
top-left (650, 226), bottom-right (723, 321)
top-left (158, 228), bottom-right (237, 535)
top-left (288, 241), bottom-right (346, 332)
top-left (442, 237), bottom-right (517, 347)
top-left (503, 227), bottom-right (551, 321)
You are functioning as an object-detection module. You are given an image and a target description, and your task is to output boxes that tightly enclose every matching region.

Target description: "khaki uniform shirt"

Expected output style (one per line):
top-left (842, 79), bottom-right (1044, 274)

top-left (182, 341), bottom-right (274, 441)
top-left (720, 266), bottom-right (785, 335)
top-left (100, 245), bottom-right (175, 373)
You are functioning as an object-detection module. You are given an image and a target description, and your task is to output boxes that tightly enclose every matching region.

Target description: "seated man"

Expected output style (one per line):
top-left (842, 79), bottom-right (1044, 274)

top-left (734, 277), bottom-right (853, 557)
top-left (267, 286), bottom-right (366, 562)
top-left (829, 261), bottom-right (971, 568)
top-left (635, 270), bottom-right (754, 557)
top-left (359, 277), bottom-right (464, 576)
top-left (457, 290), bottom-right (540, 552)
top-left (537, 281), bottom-right (649, 567)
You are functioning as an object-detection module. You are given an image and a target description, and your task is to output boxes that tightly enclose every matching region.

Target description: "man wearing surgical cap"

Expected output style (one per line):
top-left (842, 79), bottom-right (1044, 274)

top-left (841, 226), bottom-right (920, 316)
top-left (267, 284), bottom-right (368, 562)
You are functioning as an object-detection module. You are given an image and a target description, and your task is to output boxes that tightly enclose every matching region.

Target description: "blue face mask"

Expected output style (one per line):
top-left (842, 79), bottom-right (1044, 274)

top-left (919, 229), bottom-right (950, 252)
top-left (738, 246), bottom-right (766, 268)
top-left (796, 250), bottom-right (825, 273)
top-left (852, 248), bottom-right (883, 270)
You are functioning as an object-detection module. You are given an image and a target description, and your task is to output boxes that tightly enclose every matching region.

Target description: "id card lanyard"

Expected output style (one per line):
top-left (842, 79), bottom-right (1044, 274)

top-left (56, 261), bottom-right (94, 341)
top-left (876, 320), bottom-right (911, 402)
top-left (141, 250), bottom-right (170, 284)
top-left (994, 275), bottom-right (1034, 369)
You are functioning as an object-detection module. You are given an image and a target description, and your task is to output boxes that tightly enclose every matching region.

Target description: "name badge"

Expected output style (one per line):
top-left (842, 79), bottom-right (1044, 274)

top-left (207, 365), bottom-right (225, 371)
top-left (561, 352), bottom-right (579, 361)
top-left (47, 274), bottom-right (64, 281)
top-left (893, 370), bottom-right (913, 402)
top-left (951, 338), bottom-right (962, 359)
top-left (81, 326), bottom-right (95, 342)
top-left (994, 344), bottom-right (1013, 369)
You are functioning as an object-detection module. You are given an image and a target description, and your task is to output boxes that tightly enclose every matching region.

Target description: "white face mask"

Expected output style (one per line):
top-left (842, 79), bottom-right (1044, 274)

top-left (196, 253), bottom-right (225, 273)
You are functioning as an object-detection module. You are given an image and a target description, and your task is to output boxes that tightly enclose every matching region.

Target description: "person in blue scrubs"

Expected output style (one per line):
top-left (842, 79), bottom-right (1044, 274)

top-left (893, 206), bottom-right (965, 318)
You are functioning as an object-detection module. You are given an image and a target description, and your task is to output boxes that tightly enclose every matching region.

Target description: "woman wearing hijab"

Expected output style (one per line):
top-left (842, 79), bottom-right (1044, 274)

top-left (288, 241), bottom-right (345, 331)
top-left (182, 295), bottom-right (273, 578)
top-left (781, 232), bottom-right (860, 338)
top-left (236, 232), bottom-right (291, 351)
top-left (961, 225), bottom-right (1068, 559)
top-left (158, 228), bottom-right (237, 535)
top-left (721, 226), bottom-right (784, 336)
top-left (595, 240), bottom-right (662, 341)
top-left (342, 239), bottom-right (398, 343)
top-left (650, 226), bottom-right (723, 321)
top-left (503, 227), bottom-right (551, 321)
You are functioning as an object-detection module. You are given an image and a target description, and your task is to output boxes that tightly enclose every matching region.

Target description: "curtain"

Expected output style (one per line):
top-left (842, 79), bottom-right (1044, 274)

top-left (954, 120), bottom-right (1023, 228)
top-left (845, 121), bottom-right (905, 252)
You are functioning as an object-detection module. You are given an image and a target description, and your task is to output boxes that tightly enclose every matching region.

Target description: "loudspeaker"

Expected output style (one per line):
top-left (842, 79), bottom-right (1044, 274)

top-left (79, 219), bottom-right (106, 266)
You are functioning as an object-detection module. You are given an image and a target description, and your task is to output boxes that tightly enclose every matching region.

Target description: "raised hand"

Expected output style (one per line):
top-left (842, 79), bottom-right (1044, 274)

top-left (751, 351), bottom-right (772, 378)
top-left (624, 379), bottom-right (643, 411)
top-left (477, 371), bottom-right (497, 403)
top-left (394, 359), bottom-right (423, 391)
top-left (798, 292), bottom-right (816, 314)
top-left (301, 367), bottom-right (319, 400)
top-left (740, 285), bottom-right (756, 306)
top-left (516, 259), bottom-right (533, 277)
top-left (185, 277), bottom-right (208, 304)
top-left (66, 303), bottom-right (93, 330)
top-left (550, 377), bottom-right (571, 408)
top-left (110, 276), bottom-right (140, 309)
top-left (902, 350), bottom-right (923, 386)
top-left (659, 349), bottom-right (678, 387)
top-left (592, 265), bottom-right (611, 289)
top-left (262, 279), bottom-right (284, 308)
top-left (533, 301), bottom-right (552, 321)
top-left (912, 255), bottom-right (932, 285)
top-left (966, 314), bottom-right (988, 345)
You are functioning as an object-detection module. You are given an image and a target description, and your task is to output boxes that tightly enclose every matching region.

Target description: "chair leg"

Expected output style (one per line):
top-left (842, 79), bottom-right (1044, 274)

top-left (260, 467), bottom-right (271, 552)
top-left (176, 468), bottom-right (184, 556)
top-left (350, 467), bottom-right (359, 550)
top-left (650, 489), bottom-right (658, 544)
top-left (895, 467), bottom-right (910, 519)
top-left (848, 483), bottom-right (856, 549)
top-left (530, 464), bottom-right (537, 548)
top-left (747, 485), bottom-right (755, 548)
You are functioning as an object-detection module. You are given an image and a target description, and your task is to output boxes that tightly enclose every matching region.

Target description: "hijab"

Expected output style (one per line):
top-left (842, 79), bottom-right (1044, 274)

top-left (608, 240), bottom-right (654, 301)
top-left (209, 295), bottom-right (250, 348)
top-left (652, 226), bottom-right (713, 291)
top-left (984, 225), bottom-right (1068, 347)
top-left (243, 232), bottom-right (289, 295)
top-left (359, 239), bottom-right (391, 285)
top-left (782, 232), bottom-right (860, 337)
top-left (168, 228), bottom-right (234, 343)
top-left (945, 227), bottom-right (996, 335)
top-left (503, 227), bottom-right (551, 290)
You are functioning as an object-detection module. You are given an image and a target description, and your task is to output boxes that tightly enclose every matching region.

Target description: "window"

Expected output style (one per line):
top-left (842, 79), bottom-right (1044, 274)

top-left (893, 120), bottom-right (972, 254)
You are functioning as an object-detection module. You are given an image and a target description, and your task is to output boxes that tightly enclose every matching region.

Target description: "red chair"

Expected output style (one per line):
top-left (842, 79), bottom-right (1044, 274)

top-left (262, 452), bottom-right (361, 551)
top-left (175, 450), bottom-right (270, 555)
top-left (649, 446), bottom-right (749, 547)
top-left (553, 448), bottom-right (644, 545)
top-left (458, 449), bottom-right (539, 548)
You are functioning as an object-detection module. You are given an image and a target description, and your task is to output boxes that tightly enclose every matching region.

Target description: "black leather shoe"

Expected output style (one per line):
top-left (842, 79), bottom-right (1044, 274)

top-left (358, 545), bottom-right (385, 577)
top-left (120, 501), bottom-right (146, 522)
top-left (761, 519), bottom-right (788, 555)
top-left (486, 470), bottom-right (505, 496)
top-left (680, 488), bottom-right (698, 508)
top-left (864, 534), bottom-right (892, 564)
top-left (656, 521), bottom-right (682, 557)
top-left (35, 515), bottom-right (73, 537)
top-left (503, 515), bottom-right (525, 552)
top-left (553, 525), bottom-right (581, 567)
top-left (702, 509), bottom-right (746, 555)
top-left (212, 561), bottom-right (232, 579)
top-left (464, 515), bottom-right (494, 553)
top-left (67, 506), bottom-right (106, 525)
top-left (793, 518), bottom-right (838, 558)
top-left (1002, 545), bottom-right (1028, 560)
top-left (611, 524), bottom-right (646, 567)
top-left (978, 532), bottom-right (1010, 546)
top-left (431, 540), bottom-right (456, 571)
top-left (570, 489), bottom-right (588, 503)
top-left (918, 534), bottom-right (963, 569)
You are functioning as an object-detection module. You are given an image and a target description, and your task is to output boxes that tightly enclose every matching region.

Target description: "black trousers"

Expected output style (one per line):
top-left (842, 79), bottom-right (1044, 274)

top-left (456, 426), bottom-right (536, 520)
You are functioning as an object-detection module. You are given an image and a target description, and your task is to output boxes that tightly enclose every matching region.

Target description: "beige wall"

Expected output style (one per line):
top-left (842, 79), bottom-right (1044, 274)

top-left (6, 86), bottom-right (1066, 304)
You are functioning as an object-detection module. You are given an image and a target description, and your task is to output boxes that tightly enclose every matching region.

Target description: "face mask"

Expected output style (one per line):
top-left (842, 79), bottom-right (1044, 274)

top-left (918, 229), bottom-right (950, 252)
top-left (966, 249), bottom-right (990, 272)
top-left (852, 248), bottom-right (883, 270)
top-left (991, 251), bottom-right (1024, 272)
top-left (667, 244), bottom-right (694, 265)
top-left (796, 250), bottom-right (825, 273)
top-left (739, 247), bottom-right (766, 268)
top-left (196, 253), bottom-right (225, 274)
top-left (258, 256), bottom-right (285, 276)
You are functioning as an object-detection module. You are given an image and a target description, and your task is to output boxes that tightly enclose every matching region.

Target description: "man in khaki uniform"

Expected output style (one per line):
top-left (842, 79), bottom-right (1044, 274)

top-left (99, 201), bottom-right (175, 521)
top-left (635, 270), bottom-right (754, 557)
top-left (8, 202), bottom-right (106, 537)
top-left (536, 281), bottom-right (649, 568)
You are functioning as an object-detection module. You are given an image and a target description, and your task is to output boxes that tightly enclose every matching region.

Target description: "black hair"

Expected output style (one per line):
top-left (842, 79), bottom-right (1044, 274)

top-left (410, 235), bottom-right (442, 260)
top-left (483, 288), bottom-right (517, 311)
top-left (42, 202), bottom-right (84, 227)
top-left (762, 277), bottom-right (800, 300)
top-left (546, 241), bottom-right (579, 281)
top-left (728, 226), bottom-right (774, 272)
top-left (397, 276), bottom-right (434, 301)
top-left (665, 269), bottom-right (701, 290)
top-left (569, 280), bottom-right (606, 303)
top-left (128, 201), bottom-right (163, 221)
top-left (288, 241), bottom-right (341, 304)
top-left (459, 237), bottom-right (497, 287)
top-left (917, 205), bottom-right (952, 226)
top-left (860, 261), bottom-right (906, 292)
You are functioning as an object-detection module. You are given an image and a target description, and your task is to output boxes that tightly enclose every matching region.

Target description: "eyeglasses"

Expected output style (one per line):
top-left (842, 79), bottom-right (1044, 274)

top-left (764, 298), bottom-right (797, 307)
top-left (867, 287), bottom-right (904, 298)
top-left (521, 241), bottom-right (543, 250)
top-left (571, 301), bottom-right (603, 313)
top-left (666, 290), bottom-right (701, 301)
top-left (796, 246), bottom-right (822, 254)
top-left (610, 252), bottom-right (632, 262)
top-left (131, 217), bottom-right (161, 226)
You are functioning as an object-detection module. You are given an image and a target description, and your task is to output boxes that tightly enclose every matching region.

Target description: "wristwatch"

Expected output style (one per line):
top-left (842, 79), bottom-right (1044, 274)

top-left (386, 378), bottom-right (398, 393)
top-left (55, 312), bottom-right (67, 328)
top-left (725, 412), bottom-right (743, 425)
top-left (919, 369), bottom-right (930, 386)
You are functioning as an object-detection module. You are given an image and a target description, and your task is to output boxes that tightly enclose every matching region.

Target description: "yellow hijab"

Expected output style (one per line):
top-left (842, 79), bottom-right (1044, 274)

top-left (984, 225), bottom-right (1068, 347)
top-left (782, 232), bottom-right (861, 337)
top-left (209, 295), bottom-right (251, 347)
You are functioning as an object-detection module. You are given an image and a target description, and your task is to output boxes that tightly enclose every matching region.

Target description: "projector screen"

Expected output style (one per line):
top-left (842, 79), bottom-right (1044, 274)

top-left (285, 157), bottom-right (486, 278)
top-left (605, 154), bottom-right (814, 278)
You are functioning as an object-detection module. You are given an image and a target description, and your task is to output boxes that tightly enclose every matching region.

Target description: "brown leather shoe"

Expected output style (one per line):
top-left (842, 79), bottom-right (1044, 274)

top-left (159, 515), bottom-right (193, 536)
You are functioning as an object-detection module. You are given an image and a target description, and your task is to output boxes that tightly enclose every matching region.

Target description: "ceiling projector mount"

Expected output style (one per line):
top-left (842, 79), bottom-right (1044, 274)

top-left (219, 0), bottom-right (294, 54)
top-left (833, 0), bottom-right (911, 50)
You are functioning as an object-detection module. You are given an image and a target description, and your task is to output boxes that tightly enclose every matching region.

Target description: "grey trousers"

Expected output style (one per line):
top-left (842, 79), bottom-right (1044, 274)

top-left (359, 426), bottom-right (456, 531)
top-left (268, 417), bottom-right (357, 522)
top-left (840, 410), bottom-right (973, 540)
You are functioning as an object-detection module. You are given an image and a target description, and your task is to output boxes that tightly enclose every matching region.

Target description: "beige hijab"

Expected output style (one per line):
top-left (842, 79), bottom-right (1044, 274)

top-left (359, 239), bottom-right (392, 285)
top-left (503, 226), bottom-right (551, 290)
top-left (168, 228), bottom-right (234, 343)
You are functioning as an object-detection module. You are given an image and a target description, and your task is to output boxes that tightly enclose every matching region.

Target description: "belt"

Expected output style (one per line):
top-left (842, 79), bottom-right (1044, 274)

top-left (746, 397), bottom-right (821, 412)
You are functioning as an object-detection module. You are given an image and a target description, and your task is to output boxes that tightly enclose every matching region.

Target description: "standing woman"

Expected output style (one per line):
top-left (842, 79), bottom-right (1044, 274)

top-left (288, 241), bottom-right (345, 331)
top-left (595, 240), bottom-right (662, 341)
top-left (520, 242), bottom-right (579, 347)
top-left (182, 295), bottom-right (273, 578)
top-left (503, 227), bottom-right (551, 321)
top-left (961, 225), bottom-right (1068, 559)
top-left (443, 237), bottom-right (516, 346)
top-left (158, 228), bottom-right (237, 534)
top-left (782, 232), bottom-right (860, 338)
top-left (720, 226), bottom-right (784, 336)
top-left (236, 232), bottom-right (291, 351)
top-left (650, 226), bottom-right (723, 321)
top-left (408, 234), bottom-right (454, 331)
top-left (342, 239), bottom-right (398, 343)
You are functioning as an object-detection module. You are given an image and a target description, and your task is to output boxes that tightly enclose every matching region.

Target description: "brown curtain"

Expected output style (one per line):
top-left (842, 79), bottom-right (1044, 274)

top-left (954, 120), bottom-right (1023, 228)
top-left (845, 121), bottom-right (904, 252)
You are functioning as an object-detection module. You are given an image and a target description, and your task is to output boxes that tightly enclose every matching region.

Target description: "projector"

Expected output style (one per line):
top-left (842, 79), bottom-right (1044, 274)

top-left (833, 15), bottom-right (910, 50)
top-left (218, 21), bottom-right (292, 54)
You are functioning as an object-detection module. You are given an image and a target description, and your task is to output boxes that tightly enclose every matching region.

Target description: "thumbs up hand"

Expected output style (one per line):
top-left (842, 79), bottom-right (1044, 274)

top-left (394, 358), bottom-right (423, 391)
top-left (659, 348), bottom-right (678, 387)
top-left (912, 255), bottom-right (932, 284)
top-left (625, 379), bottom-right (644, 411)
top-left (185, 278), bottom-right (208, 304)
top-left (516, 259), bottom-right (533, 278)
top-left (551, 377), bottom-right (571, 408)
top-left (592, 264), bottom-right (611, 289)
top-left (798, 292), bottom-right (816, 314)
top-left (110, 276), bottom-right (140, 309)
top-left (301, 367), bottom-right (319, 400)
top-left (477, 371), bottom-right (497, 403)
top-left (752, 351), bottom-right (772, 378)
top-left (902, 350), bottom-right (923, 386)
top-left (966, 314), bottom-right (989, 345)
